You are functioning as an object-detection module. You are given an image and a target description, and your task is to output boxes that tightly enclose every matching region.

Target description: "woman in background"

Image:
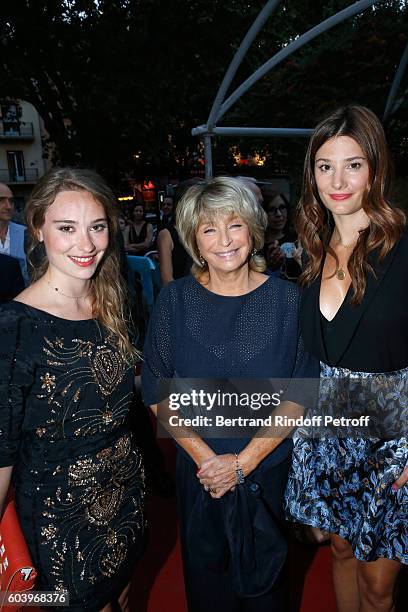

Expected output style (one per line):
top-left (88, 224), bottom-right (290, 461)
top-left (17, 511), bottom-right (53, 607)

top-left (157, 180), bottom-right (197, 284)
top-left (261, 187), bottom-right (301, 280)
top-left (285, 105), bottom-right (408, 612)
top-left (118, 214), bottom-right (128, 241)
top-left (158, 195), bottom-right (174, 230)
top-left (124, 202), bottom-right (153, 256)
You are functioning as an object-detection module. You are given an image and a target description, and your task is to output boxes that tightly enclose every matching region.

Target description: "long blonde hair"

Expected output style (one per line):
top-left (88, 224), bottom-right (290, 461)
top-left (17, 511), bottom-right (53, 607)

top-left (26, 167), bottom-right (137, 361)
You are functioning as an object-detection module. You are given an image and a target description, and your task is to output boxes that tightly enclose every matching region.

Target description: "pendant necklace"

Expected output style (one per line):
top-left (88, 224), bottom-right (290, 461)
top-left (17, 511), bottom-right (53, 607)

top-left (47, 281), bottom-right (89, 300)
top-left (336, 268), bottom-right (346, 281)
top-left (334, 238), bottom-right (357, 281)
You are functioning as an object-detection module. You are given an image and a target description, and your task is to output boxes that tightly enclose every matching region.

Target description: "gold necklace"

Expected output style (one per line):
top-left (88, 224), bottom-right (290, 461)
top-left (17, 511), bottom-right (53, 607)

top-left (47, 281), bottom-right (89, 300)
top-left (332, 237), bottom-right (356, 281)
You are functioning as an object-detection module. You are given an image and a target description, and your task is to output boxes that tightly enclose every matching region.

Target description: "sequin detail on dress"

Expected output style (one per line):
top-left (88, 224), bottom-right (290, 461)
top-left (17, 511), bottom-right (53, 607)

top-left (35, 327), bottom-right (129, 439)
top-left (41, 435), bottom-right (144, 590)
top-left (0, 304), bottom-right (145, 611)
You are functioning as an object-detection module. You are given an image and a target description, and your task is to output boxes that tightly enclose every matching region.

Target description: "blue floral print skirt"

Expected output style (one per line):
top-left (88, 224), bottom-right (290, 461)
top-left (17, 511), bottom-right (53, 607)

top-left (285, 363), bottom-right (408, 564)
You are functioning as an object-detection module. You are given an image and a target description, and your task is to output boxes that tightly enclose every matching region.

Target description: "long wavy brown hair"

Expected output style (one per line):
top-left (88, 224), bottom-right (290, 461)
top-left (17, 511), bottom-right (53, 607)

top-left (297, 105), bottom-right (405, 304)
top-left (25, 167), bottom-right (137, 361)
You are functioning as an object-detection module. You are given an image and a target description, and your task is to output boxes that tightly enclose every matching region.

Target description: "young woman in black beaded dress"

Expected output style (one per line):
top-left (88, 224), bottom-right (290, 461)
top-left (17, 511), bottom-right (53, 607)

top-left (0, 168), bottom-right (145, 611)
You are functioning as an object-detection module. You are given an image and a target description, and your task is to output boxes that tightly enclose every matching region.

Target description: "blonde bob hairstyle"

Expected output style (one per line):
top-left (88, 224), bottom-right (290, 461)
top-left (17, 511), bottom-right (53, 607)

top-left (176, 176), bottom-right (268, 279)
top-left (25, 167), bottom-right (137, 361)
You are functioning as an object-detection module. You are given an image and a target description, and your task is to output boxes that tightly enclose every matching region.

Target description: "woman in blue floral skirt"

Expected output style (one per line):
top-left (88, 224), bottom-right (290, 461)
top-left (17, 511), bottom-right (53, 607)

top-left (285, 105), bottom-right (408, 612)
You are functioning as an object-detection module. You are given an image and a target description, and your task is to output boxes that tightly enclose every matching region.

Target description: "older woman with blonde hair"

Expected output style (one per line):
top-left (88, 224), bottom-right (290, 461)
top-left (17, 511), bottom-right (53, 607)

top-left (0, 167), bottom-right (145, 612)
top-left (142, 176), bottom-right (317, 612)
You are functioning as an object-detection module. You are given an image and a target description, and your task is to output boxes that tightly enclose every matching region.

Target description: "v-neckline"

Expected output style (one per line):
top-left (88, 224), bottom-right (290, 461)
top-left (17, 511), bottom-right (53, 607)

top-left (132, 221), bottom-right (145, 237)
top-left (318, 267), bottom-right (352, 323)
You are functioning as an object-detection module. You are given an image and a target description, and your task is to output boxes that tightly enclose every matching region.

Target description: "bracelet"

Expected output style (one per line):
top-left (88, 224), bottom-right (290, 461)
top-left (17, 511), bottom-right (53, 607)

top-left (235, 453), bottom-right (245, 485)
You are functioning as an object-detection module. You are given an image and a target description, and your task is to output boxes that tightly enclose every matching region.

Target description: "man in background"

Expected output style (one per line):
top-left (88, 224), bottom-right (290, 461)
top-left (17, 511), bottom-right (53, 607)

top-left (0, 182), bottom-right (29, 284)
top-left (159, 195), bottom-right (174, 230)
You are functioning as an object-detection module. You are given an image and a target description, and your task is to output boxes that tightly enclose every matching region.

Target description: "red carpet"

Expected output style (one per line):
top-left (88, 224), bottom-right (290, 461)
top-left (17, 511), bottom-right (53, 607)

top-left (26, 443), bottom-right (408, 611)
top-left (131, 442), bottom-right (337, 612)
top-left (131, 518), bottom-right (336, 612)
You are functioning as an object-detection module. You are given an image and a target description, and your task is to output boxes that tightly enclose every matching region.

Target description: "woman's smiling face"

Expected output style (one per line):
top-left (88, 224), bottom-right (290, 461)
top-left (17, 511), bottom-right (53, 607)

top-left (195, 213), bottom-right (252, 275)
top-left (38, 190), bottom-right (109, 282)
top-left (314, 135), bottom-right (370, 218)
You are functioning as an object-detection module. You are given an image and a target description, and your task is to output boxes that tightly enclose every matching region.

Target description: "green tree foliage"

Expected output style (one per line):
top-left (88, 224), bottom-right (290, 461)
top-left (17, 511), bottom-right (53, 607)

top-left (218, 0), bottom-right (408, 188)
top-left (0, 0), bottom-right (406, 187)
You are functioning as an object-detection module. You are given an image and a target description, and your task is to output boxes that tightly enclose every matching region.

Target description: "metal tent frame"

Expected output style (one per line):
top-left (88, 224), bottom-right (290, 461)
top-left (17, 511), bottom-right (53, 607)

top-left (192, 0), bottom-right (408, 179)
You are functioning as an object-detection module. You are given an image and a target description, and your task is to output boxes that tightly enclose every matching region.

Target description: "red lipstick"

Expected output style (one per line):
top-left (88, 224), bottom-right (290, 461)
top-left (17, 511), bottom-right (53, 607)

top-left (69, 256), bottom-right (96, 267)
top-left (330, 194), bottom-right (352, 201)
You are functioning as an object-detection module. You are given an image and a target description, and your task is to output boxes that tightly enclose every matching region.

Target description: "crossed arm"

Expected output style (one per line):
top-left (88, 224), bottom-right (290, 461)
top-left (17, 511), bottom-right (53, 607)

top-left (125, 223), bottom-right (154, 253)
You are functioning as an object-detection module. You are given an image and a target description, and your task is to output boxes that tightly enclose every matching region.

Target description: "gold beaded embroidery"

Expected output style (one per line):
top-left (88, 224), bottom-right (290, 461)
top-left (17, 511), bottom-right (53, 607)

top-left (39, 437), bottom-right (145, 593)
top-left (35, 331), bottom-right (130, 438)
top-left (41, 524), bottom-right (59, 542)
top-left (29, 323), bottom-right (144, 596)
top-left (86, 485), bottom-right (125, 526)
top-left (40, 372), bottom-right (56, 393)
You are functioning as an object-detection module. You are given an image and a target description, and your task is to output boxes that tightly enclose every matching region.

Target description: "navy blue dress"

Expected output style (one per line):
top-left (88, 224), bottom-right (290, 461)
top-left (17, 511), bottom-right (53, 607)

top-left (285, 227), bottom-right (408, 564)
top-left (142, 274), bottom-right (317, 463)
top-left (142, 274), bottom-right (318, 609)
top-left (0, 302), bottom-right (145, 610)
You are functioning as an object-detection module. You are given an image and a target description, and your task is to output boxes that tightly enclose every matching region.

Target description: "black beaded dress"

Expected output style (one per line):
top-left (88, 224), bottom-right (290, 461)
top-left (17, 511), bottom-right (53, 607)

top-left (0, 301), bottom-right (145, 611)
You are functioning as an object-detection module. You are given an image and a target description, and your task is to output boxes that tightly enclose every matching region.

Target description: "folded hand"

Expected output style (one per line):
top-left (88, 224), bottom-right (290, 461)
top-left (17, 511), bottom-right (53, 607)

top-left (197, 454), bottom-right (237, 499)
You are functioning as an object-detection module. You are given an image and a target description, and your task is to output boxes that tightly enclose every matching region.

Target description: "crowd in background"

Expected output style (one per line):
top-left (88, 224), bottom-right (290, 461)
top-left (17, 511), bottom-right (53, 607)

top-left (0, 174), bottom-right (304, 313)
top-left (1, 104), bottom-right (407, 612)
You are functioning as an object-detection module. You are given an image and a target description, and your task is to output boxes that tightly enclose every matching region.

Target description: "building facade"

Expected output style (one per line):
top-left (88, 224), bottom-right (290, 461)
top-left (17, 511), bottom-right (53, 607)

top-left (0, 100), bottom-right (50, 219)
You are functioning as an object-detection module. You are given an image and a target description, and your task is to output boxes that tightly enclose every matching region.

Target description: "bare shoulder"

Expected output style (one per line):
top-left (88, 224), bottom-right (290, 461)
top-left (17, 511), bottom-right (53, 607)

top-left (13, 281), bottom-right (51, 311)
top-left (157, 228), bottom-right (172, 245)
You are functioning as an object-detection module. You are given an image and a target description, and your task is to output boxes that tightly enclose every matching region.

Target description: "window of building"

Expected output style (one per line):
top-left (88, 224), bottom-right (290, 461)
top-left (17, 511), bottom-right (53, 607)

top-left (7, 150), bottom-right (25, 182)
top-left (1, 103), bottom-right (21, 134)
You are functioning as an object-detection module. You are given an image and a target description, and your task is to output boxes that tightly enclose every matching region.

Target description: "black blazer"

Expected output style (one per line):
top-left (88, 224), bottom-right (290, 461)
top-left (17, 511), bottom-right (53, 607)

top-left (300, 226), bottom-right (408, 373)
top-left (0, 254), bottom-right (25, 304)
